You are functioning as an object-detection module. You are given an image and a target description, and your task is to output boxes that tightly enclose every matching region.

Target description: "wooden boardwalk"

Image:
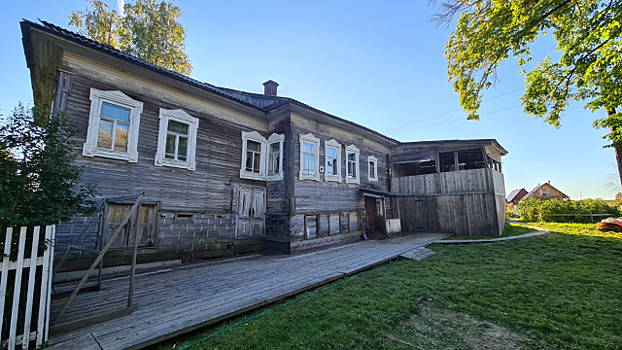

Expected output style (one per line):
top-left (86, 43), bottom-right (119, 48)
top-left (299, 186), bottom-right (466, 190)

top-left (46, 233), bottom-right (449, 350)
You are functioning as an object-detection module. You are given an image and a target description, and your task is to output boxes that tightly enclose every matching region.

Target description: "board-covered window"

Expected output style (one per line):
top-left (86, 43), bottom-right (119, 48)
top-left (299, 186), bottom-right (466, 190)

top-left (299, 133), bottom-right (320, 181)
top-left (240, 131), bottom-right (284, 181)
top-left (346, 144), bottom-right (360, 185)
top-left (324, 139), bottom-right (342, 183)
top-left (155, 109), bottom-right (199, 170)
top-left (368, 155), bottom-right (378, 182)
top-left (83, 88), bottom-right (143, 162)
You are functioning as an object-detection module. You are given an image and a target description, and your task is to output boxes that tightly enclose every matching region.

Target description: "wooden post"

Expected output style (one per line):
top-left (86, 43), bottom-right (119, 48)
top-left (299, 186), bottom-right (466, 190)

top-left (540, 213), bottom-right (543, 222)
top-left (435, 153), bottom-right (440, 173)
top-left (52, 194), bottom-right (144, 326)
top-left (454, 151), bottom-right (459, 171)
top-left (128, 201), bottom-right (142, 308)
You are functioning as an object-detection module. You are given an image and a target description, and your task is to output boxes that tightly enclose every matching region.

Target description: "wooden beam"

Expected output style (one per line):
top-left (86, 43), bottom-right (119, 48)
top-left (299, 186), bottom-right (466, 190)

top-left (52, 193), bottom-right (144, 326)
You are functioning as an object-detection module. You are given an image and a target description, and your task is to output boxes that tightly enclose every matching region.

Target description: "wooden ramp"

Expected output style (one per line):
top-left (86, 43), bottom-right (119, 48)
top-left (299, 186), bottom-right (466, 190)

top-left (46, 233), bottom-right (450, 350)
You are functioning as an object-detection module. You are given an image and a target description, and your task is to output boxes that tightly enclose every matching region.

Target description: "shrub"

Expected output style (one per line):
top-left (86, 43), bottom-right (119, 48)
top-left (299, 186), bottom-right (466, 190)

top-left (516, 197), bottom-right (620, 222)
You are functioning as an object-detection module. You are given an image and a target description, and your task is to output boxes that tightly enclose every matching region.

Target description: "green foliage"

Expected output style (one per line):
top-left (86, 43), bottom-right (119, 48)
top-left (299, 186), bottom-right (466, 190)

top-left (0, 103), bottom-right (97, 227)
top-left (69, 0), bottom-right (192, 76)
top-left (516, 197), bottom-right (619, 222)
top-left (436, 0), bottom-right (622, 175)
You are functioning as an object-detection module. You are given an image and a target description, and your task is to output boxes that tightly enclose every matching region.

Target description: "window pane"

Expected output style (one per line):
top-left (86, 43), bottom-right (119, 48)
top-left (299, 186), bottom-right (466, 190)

top-left (303, 142), bottom-right (314, 154)
top-left (269, 152), bottom-right (280, 175)
top-left (101, 102), bottom-right (130, 122)
top-left (114, 123), bottom-right (129, 152)
top-left (246, 151), bottom-right (253, 172)
top-left (253, 152), bottom-right (261, 173)
top-left (247, 140), bottom-right (261, 152)
top-left (178, 136), bottom-right (188, 161)
top-left (165, 134), bottom-right (176, 159)
top-left (327, 147), bottom-right (337, 158)
top-left (97, 120), bottom-right (113, 149)
top-left (309, 155), bottom-right (315, 172)
top-left (167, 120), bottom-right (189, 135)
top-left (347, 152), bottom-right (356, 161)
top-left (370, 161), bottom-right (376, 178)
top-left (352, 164), bottom-right (356, 178)
top-left (270, 142), bottom-right (280, 153)
top-left (303, 154), bottom-right (309, 174)
top-left (327, 160), bottom-right (333, 175)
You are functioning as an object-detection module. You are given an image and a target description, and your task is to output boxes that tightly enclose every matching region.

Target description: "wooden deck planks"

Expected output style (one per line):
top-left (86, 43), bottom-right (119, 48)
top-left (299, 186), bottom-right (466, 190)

top-left (46, 233), bottom-right (450, 350)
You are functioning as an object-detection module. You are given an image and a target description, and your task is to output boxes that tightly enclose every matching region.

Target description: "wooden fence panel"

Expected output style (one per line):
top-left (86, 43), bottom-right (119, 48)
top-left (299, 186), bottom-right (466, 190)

top-left (0, 225), bottom-right (55, 350)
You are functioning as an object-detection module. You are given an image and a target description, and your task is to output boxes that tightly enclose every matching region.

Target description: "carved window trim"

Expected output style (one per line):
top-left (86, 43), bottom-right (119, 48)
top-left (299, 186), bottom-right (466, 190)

top-left (239, 131), bottom-right (284, 181)
top-left (154, 108), bottom-right (199, 171)
top-left (368, 155), bottom-right (378, 182)
top-left (346, 144), bottom-right (360, 185)
top-left (266, 133), bottom-right (285, 181)
top-left (83, 88), bottom-right (143, 162)
top-left (299, 133), bottom-right (321, 181)
top-left (324, 139), bottom-right (342, 183)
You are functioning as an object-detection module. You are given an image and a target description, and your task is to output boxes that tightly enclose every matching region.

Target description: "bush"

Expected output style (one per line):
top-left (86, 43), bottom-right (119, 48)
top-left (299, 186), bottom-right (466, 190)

top-left (516, 198), bottom-right (620, 222)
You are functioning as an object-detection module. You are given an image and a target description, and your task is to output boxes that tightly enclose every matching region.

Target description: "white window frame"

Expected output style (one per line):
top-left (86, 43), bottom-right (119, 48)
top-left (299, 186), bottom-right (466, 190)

top-left (346, 144), bottom-right (360, 185)
top-left (154, 108), bottom-right (199, 171)
top-left (83, 88), bottom-right (143, 162)
top-left (240, 131), bottom-right (267, 181)
top-left (266, 133), bottom-right (285, 181)
top-left (299, 133), bottom-right (321, 181)
top-left (368, 155), bottom-right (378, 182)
top-left (324, 139), bottom-right (342, 183)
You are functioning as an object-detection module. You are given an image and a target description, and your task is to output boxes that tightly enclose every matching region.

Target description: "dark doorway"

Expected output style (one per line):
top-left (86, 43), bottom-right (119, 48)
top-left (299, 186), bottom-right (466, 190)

top-left (365, 196), bottom-right (379, 230)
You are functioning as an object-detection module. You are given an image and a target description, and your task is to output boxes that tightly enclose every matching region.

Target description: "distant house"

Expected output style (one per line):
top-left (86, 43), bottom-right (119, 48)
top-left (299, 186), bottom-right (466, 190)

top-left (506, 188), bottom-right (528, 205)
top-left (523, 181), bottom-right (569, 201)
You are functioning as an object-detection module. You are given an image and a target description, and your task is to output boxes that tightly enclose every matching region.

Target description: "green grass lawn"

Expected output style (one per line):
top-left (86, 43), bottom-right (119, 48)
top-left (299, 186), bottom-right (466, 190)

top-left (442, 222), bottom-right (537, 240)
top-left (158, 228), bottom-right (622, 350)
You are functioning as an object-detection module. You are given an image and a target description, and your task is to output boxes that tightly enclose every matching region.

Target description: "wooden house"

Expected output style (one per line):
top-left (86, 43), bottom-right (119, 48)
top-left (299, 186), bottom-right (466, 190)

top-left (20, 20), bottom-right (508, 273)
top-left (523, 181), bottom-right (569, 201)
top-left (506, 188), bottom-right (528, 205)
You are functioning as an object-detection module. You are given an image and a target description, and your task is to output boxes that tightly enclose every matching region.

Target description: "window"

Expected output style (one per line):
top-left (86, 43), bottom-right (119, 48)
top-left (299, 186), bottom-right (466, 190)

top-left (324, 139), bottom-right (342, 183)
top-left (267, 133), bottom-right (284, 181)
top-left (240, 131), bottom-right (284, 181)
top-left (155, 109), bottom-right (198, 170)
top-left (83, 89), bottom-right (143, 162)
top-left (299, 133), bottom-right (320, 181)
top-left (346, 144), bottom-right (360, 184)
top-left (368, 155), bottom-right (378, 182)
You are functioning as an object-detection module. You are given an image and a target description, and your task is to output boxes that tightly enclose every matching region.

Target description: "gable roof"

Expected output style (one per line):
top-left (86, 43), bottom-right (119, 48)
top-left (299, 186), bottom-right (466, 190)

top-left (506, 188), bottom-right (526, 202)
top-left (523, 183), bottom-right (569, 200)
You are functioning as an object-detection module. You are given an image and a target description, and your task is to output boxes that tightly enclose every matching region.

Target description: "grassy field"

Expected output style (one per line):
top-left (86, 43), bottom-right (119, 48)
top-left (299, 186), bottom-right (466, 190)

top-left (158, 227), bottom-right (622, 350)
top-left (441, 222), bottom-right (536, 240)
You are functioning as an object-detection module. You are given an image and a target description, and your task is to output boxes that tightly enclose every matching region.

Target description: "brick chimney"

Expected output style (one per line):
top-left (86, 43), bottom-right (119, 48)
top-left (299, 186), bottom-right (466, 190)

top-left (263, 80), bottom-right (279, 96)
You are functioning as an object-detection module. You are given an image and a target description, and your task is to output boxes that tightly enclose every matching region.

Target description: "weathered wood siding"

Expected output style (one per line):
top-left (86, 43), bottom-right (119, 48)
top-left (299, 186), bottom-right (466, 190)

top-left (57, 53), bottom-right (272, 265)
top-left (290, 113), bottom-right (392, 213)
top-left (393, 168), bottom-right (505, 236)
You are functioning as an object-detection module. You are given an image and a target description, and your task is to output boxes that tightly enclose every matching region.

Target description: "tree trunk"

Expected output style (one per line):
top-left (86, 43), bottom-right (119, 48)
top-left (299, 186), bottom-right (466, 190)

top-left (608, 109), bottom-right (622, 188)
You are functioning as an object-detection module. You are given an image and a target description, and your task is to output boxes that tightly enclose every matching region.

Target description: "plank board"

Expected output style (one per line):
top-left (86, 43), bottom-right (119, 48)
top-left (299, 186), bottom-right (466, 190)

top-left (46, 233), bottom-right (449, 350)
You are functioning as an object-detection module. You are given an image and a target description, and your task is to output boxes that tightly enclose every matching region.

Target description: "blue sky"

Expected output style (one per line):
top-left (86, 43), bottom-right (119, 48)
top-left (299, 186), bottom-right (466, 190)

top-left (0, 0), bottom-right (615, 199)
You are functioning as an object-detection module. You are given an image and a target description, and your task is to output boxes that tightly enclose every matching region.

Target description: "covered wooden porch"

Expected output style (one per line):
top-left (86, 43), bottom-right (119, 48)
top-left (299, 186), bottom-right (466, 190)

top-left (46, 232), bottom-right (450, 350)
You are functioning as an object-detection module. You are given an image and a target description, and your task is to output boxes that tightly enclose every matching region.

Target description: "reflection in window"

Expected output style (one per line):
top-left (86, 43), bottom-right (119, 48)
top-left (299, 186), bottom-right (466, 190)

top-left (268, 142), bottom-right (280, 176)
top-left (302, 142), bottom-right (316, 175)
top-left (165, 120), bottom-right (189, 161)
top-left (327, 147), bottom-right (338, 176)
top-left (246, 140), bottom-right (262, 173)
top-left (97, 102), bottom-right (131, 152)
top-left (347, 152), bottom-right (357, 179)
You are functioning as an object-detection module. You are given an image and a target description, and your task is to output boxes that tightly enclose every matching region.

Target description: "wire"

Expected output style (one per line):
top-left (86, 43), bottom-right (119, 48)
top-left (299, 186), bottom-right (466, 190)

top-left (388, 105), bottom-right (522, 134)
top-left (383, 87), bottom-right (525, 134)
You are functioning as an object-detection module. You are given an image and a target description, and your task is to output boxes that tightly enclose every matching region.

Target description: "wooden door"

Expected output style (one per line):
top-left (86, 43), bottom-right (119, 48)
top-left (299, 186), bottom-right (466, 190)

top-left (237, 187), bottom-right (265, 237)
top-left (365, 196), bottom-right (379, 230)
top-left (105, 204), bottom-right (157, 248)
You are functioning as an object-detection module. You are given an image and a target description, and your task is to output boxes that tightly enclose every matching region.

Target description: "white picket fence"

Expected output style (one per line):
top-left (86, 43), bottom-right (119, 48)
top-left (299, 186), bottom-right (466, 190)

top-left (0, 226), bottom-right (55, 350)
